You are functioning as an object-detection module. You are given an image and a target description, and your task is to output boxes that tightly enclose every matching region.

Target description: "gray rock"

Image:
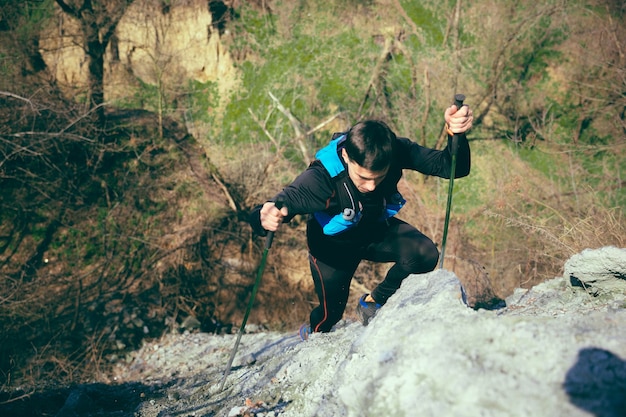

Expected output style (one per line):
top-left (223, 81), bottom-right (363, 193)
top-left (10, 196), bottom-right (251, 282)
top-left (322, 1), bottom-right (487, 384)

top-left (564, 246), bottom-right (626, 296)
top-left (114, 247), bottom-right (626, 417)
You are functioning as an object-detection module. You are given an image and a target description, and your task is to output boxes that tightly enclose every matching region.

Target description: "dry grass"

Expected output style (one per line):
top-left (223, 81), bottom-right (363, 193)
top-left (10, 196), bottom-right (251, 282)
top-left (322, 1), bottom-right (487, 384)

top-left (466, 142), bottom-right (625, 299)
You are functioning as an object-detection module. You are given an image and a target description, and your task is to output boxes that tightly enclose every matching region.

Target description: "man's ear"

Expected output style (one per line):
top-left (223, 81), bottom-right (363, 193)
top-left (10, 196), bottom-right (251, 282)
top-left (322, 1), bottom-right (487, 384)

top-left (341, 148), bottom-right (350, 164)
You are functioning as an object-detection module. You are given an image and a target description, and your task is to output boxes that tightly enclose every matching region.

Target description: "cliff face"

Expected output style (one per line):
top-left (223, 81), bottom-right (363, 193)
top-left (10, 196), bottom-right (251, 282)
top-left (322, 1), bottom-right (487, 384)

top-left (38, 0), bottom-right (238, 105)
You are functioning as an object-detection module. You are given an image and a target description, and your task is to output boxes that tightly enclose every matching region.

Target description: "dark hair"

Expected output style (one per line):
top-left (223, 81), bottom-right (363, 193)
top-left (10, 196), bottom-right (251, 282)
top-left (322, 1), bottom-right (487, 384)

top-left (344, 120), bottom-right (396, 171)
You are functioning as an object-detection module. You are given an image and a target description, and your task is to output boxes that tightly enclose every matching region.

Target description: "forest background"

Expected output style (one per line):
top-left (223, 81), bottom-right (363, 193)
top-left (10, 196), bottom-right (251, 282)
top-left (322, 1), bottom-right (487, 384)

top-left (0, 0), bottom-right (624, 392)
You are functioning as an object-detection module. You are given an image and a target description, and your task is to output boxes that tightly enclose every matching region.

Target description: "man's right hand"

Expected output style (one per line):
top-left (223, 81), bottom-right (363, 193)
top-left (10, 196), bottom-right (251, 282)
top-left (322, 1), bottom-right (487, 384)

top-left (260, 201), bottom-right (289, 232)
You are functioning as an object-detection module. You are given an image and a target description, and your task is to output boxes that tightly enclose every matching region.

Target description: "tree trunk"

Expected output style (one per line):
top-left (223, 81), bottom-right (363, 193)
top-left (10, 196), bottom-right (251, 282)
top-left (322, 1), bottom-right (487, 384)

top-left (85, 32), bottom-right (106, 124)
top-left (55, 0), bottom-right (134, 127)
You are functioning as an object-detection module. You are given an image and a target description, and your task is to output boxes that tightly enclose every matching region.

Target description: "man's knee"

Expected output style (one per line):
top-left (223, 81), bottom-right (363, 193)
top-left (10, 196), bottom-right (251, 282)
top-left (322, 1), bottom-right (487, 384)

top-left (405, 237), bottom-right (438, 273)
top-left (422, 241), bottom-right (439, 271)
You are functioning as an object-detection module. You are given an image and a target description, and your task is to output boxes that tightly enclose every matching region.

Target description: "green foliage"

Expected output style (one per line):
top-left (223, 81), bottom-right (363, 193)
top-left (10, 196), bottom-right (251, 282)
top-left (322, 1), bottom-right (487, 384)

top-left (217, 0), bottom-right (461, 155)
top-left (447, 169), bottom-right (488, 215)
top-left (219, 18), bottom-right (378, 149)
top-left (513, 143), bottom-right (566, 179)
top-left (0, 52), bottom-right (10, 78)
top-left (400, 0), bottom-right (446, 45)
top-left (506, 14), bottom-right (565, 84)
top-left (0, 0), bottom-right (54, 84)
top-left (384, 53), bottom-right (413, 93)
top-left (186, 79), bottom-right (219, 124)
top-left (115, 79), bottom-right (161, 111)
top-left (231, 4), bottom-right (276, 51)
top-left (1, 0), bottom-right (54, 37)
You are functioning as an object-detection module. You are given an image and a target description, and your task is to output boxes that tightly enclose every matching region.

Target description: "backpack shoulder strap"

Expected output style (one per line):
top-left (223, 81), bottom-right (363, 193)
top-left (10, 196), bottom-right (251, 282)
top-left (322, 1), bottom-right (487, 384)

top-left (312, 133), bottom-right (362, 235)
top-left (315, 134), bottom-right (347, 178)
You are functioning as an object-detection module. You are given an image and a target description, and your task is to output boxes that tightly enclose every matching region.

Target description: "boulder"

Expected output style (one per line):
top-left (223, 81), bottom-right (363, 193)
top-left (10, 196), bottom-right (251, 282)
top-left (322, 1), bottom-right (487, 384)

top-left (564, 246), bottom-right (626, 296)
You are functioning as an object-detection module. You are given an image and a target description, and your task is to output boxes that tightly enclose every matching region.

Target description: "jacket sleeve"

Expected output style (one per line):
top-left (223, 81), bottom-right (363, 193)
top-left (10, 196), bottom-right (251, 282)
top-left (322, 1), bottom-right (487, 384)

top-left (248, 204), bottom-right (269, 237)
top-left (248, 164), bottom-right (334, 236)
top-left (396, 132), bottom-right (471, 179)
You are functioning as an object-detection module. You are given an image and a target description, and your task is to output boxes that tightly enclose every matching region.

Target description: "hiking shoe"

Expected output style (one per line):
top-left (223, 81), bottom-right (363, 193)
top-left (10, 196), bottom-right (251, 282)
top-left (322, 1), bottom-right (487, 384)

top-left (356, 294), bottom-right (381, 326)
top-left (299, 323), bottom-right (311, 341)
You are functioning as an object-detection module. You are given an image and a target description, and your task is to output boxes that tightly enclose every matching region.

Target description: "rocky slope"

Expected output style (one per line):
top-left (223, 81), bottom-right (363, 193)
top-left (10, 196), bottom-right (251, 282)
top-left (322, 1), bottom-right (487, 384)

top-left (107, 246), bottom-right (626, 417)
top-left (4, 247), bottom-right (624, 417)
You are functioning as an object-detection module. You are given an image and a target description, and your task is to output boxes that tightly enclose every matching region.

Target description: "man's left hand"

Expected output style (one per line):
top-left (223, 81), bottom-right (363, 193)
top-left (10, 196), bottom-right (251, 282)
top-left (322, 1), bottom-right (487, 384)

top-left (445, 104), bottom-right (473, 134)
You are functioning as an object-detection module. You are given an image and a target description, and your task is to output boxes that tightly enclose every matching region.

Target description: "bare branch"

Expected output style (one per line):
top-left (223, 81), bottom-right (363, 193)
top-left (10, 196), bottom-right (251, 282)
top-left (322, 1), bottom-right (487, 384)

top-left (268, 91), bottom-right (311, 165)
top-left (0, 91), bottom-right (37, 111)
top-left (305, 113), bottom-right (347, 136)
top-left (248, 107), bottom-right (280, 148)
top-left (357, 35), bottom-right (394, 119)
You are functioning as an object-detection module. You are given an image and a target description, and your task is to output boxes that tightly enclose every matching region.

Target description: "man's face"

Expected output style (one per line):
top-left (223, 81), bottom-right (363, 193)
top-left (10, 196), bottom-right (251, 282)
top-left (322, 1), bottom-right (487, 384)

top-left (341, 148), bottom-right (388, 193)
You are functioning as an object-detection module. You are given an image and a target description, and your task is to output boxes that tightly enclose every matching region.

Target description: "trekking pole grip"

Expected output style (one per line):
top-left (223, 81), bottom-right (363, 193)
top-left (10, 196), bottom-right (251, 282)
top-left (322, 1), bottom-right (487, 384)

top-left (454, 94), bottom-right (465, 108)
top-left (451, 94), bottom-right (465, 154)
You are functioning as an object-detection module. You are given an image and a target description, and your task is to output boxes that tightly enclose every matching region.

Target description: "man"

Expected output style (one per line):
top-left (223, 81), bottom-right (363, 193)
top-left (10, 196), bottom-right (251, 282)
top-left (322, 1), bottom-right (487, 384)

top-left (249, 103), bottom-right (473, 338)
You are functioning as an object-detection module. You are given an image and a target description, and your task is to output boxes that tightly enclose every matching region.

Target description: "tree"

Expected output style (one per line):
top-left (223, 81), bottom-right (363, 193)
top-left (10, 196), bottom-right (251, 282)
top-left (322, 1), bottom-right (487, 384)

top-left (54, 0), bottom-right (135, 125)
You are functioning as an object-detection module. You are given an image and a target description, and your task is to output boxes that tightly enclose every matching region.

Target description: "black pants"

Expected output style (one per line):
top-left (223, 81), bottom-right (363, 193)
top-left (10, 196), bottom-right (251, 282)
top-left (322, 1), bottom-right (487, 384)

top-left (307, 218), bottom-right (439, 333)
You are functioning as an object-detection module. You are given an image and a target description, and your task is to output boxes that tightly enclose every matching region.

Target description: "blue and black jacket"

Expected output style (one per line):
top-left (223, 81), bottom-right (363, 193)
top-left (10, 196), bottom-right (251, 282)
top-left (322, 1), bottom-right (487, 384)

top-left (249, 130), bottom-right (470, 263)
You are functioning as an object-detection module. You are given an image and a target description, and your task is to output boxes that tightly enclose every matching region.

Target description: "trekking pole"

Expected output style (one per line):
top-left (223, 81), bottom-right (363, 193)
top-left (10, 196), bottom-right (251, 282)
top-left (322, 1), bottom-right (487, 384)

top-left (219, 200), bottom-right (284, 391)
top-left (439, 94), bottom-right (465, 269)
